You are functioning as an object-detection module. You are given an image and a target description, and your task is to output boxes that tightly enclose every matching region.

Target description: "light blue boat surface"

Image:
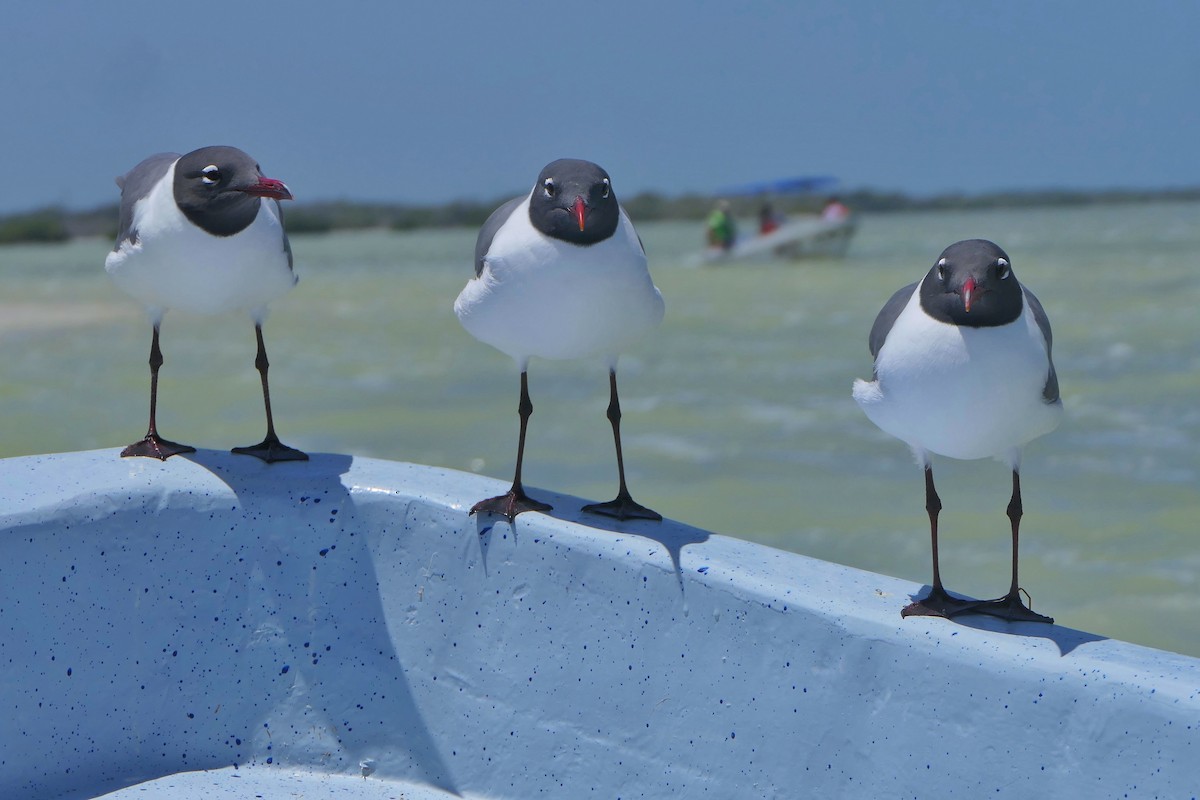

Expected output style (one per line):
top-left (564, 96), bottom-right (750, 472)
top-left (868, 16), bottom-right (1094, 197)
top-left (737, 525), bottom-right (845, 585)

top-left (2, 450), bottom-right (1197, 799)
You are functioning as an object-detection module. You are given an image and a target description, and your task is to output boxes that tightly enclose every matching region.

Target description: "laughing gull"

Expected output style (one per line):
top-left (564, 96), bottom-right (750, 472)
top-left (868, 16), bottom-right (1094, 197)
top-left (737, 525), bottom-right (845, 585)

top-left (455, 159), bottom-right (665, 522)
top-left (105, 145), bottom-right (307, 462)
top-left (852, 239), bottom-right (1063, 623)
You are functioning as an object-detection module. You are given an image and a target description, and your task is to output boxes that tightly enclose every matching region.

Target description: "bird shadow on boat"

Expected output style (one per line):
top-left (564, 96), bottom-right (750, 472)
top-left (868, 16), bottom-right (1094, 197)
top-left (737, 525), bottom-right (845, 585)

top-left (906, 586), bottom-right (1108, 657)
top-left (174, 448), bottom-right (464, 797)
top-left (472, 487), bottom-right (709, 598)
top-left (181, 447), bottom-right (353, 486)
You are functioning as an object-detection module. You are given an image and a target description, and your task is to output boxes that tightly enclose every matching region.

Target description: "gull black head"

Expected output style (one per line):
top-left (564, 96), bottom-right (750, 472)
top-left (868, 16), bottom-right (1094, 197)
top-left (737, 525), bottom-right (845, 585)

top-left (528, 158), bottom-right (619, 245)
top-left (173, 146), bottom-right (293, 237)
top-left (919, 239), bottom-right (1023, 327)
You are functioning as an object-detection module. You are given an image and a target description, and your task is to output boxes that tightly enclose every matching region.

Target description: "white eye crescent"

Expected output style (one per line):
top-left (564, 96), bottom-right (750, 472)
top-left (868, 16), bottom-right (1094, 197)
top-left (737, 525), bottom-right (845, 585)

top-left (543, 178), bottom-right (556, 198)
top-left (601, 177), bottom-right (611, 199)
top-left (997, 257), bottom-right (1011, 279)
top-left (936, 257), bottom-right (947, 280)
top-left (201, 165), bottom-right (221, 185)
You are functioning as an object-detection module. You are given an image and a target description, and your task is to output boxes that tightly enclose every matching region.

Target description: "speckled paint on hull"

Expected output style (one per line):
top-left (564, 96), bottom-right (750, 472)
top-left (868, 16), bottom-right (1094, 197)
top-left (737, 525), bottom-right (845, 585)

top-left (2, 450), bottom-right (1198, 799)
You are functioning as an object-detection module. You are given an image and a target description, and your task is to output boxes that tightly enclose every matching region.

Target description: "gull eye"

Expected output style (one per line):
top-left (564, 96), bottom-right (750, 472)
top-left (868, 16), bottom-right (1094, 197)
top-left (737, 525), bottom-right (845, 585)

top-left (601, 177), bottom-right (611, 199)
top-left (936, 257), bottom-right (947, 281)
top-left (200, 165), bottom-right (221, 185)
top-left (543, 178), bottom-right (556, 198)
top-left (996, 258), bottom-right (1011, 279)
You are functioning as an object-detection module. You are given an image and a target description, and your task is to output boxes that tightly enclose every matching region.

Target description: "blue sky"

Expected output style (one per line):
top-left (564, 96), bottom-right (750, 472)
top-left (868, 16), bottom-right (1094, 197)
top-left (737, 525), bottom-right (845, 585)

top-left (1, 1), bottom-right (1196, 213)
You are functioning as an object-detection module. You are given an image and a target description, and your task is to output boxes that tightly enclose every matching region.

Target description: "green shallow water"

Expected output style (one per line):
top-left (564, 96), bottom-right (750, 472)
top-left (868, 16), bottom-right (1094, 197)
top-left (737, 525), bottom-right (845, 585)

top-left (2, 202), bottom-right (1198, 656)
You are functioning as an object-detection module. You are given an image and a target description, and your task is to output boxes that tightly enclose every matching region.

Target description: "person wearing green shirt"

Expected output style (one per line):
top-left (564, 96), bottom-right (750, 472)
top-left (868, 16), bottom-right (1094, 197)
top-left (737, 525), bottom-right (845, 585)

top-left (706, 201), bottom-right (736, 250)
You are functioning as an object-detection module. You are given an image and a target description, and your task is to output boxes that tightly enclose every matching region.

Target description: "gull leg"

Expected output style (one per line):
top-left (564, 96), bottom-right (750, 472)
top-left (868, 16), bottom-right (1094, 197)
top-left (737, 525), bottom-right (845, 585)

top-left (974, 470), bottom-right (1054, 624)
top-left (582, 369), bottom-right (661, 522)
top-left (470, 370), bottom-right (552, 522)
top-left (232, 324), bottom-right (308, 463)
top-left (902, 466), bottom-right (982, 618)
top-left (121, 322), bottom-right (195, 460)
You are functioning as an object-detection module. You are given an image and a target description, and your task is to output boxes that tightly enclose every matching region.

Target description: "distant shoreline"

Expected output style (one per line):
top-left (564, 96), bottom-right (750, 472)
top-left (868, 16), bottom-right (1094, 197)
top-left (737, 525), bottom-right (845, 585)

top-left (2, 186), bottom-right (1198, 245)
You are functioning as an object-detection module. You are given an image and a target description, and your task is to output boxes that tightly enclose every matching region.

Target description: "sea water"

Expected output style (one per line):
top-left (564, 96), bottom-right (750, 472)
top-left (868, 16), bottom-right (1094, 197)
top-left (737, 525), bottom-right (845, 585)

top-left (1, 202), bottom-right (1197, 656)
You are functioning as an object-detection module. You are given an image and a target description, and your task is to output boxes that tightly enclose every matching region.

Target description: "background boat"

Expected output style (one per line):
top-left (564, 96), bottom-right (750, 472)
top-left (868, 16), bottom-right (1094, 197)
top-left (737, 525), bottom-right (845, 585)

top-left (696, 174), bottom-right (856, 263)
top-left (699, 213), bottom-right (857, 263)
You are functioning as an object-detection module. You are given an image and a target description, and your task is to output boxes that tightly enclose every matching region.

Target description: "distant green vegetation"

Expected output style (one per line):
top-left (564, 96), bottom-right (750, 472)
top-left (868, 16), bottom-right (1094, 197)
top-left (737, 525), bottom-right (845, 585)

top-left (0, 209), bottom-right (71, 244)
top-left (1, 187), bottom-right (1198, 245)
top-left (283, 198), bottom-right (509, 234)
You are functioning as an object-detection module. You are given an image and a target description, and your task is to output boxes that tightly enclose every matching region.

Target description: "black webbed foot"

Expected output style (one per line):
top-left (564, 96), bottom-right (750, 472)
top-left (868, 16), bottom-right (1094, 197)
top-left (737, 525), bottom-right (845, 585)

top-left (901, 585), bottom-right (984, 619)
top-left (582, 490), bottom-right (662, 522)
top-left (470, 488), bottom-right (552, 522)
top-left (972, 590), bottom-right (1054, 624)
top-left (231, 435), bottom-right (309, 463)
top-left (121, 434), bottom-right (196, 461)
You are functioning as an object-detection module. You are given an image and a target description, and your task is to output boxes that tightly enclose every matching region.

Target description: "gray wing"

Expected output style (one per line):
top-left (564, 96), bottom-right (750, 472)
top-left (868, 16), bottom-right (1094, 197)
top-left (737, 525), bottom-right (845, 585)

top-left (1023, 286), bottom-right (1060, 404)
top-left (274, 199), bottom-right (295, 274)
top-left (618, 207), bottom-right (646, 256)
top-left (474, 195), bottom-right (524, 277)
top-left (112, 152), bottom-right (178, 251)
top-left (868, 281), bottom-right (919, 359)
